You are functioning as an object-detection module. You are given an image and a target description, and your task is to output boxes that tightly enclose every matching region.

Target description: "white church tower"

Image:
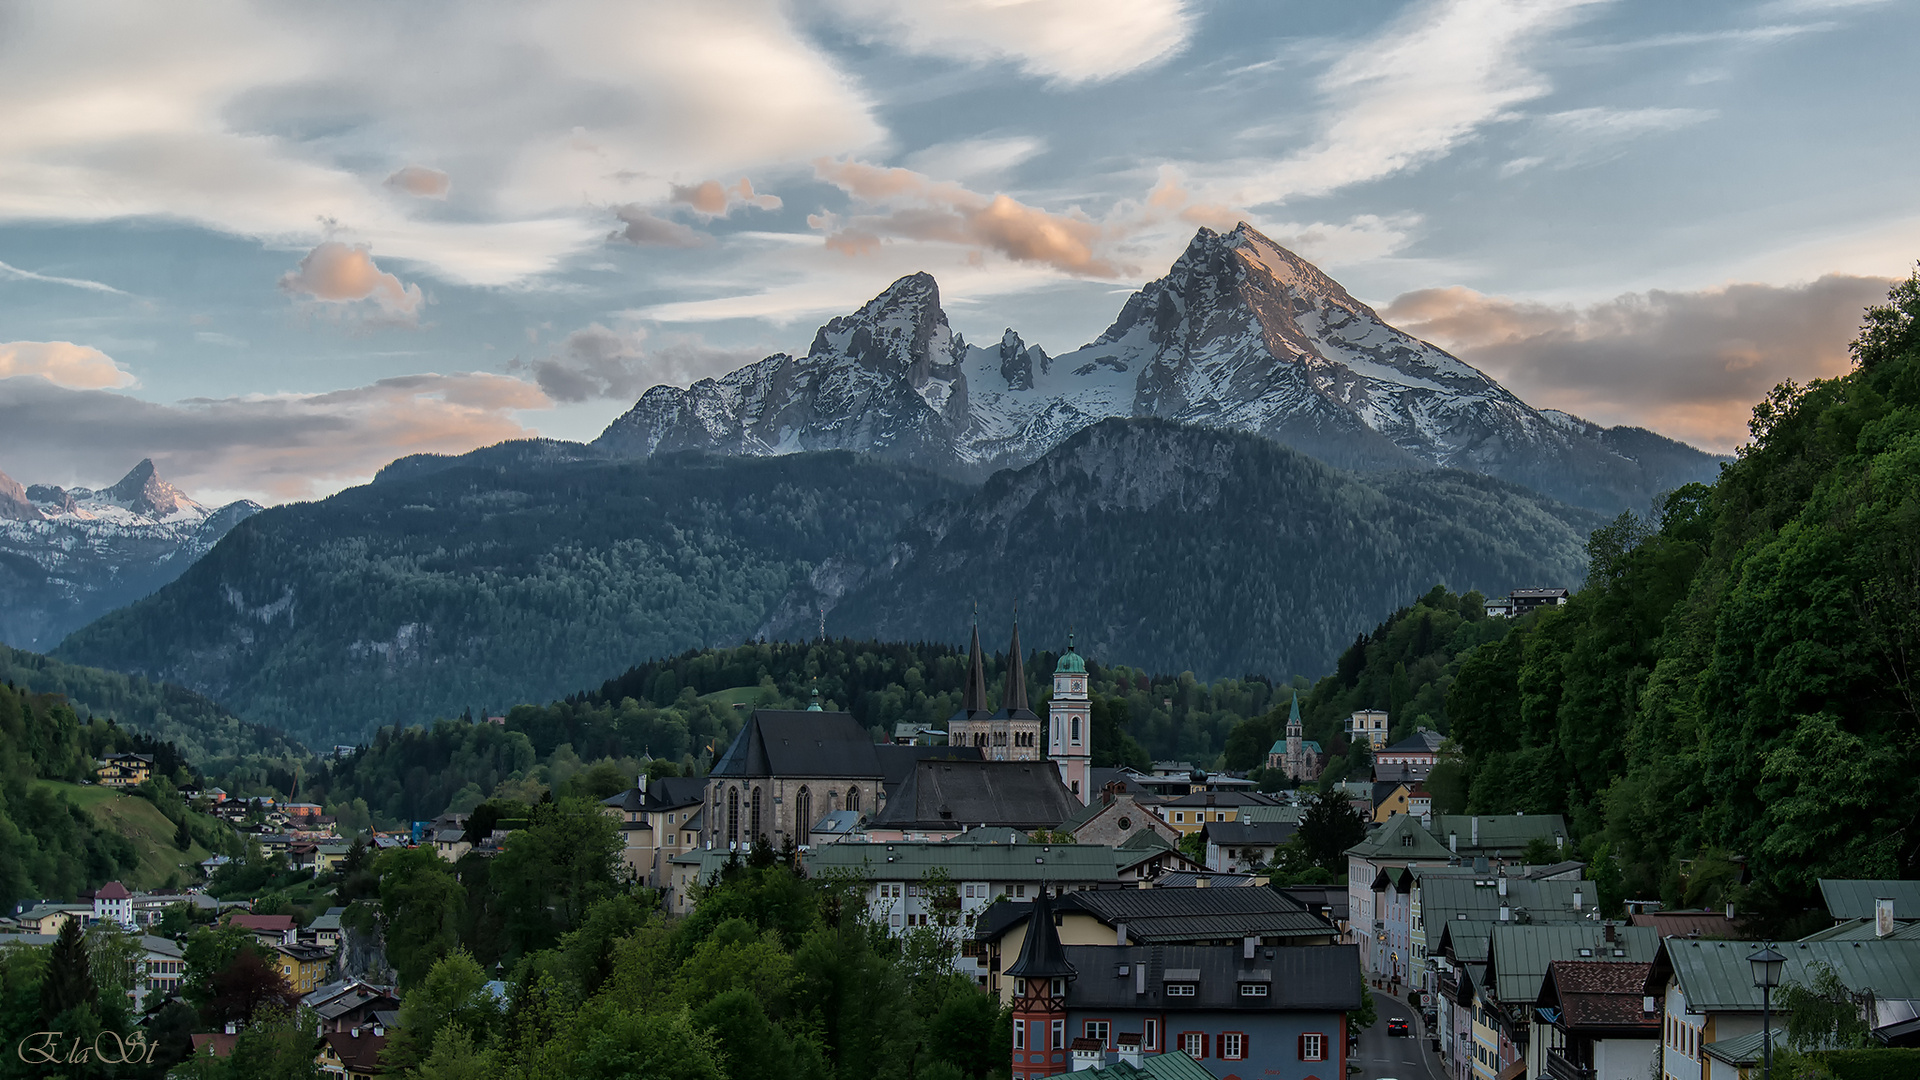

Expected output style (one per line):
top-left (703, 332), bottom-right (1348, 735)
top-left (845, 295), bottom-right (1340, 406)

top-left (1049, 634), bottom-right (1091, 804)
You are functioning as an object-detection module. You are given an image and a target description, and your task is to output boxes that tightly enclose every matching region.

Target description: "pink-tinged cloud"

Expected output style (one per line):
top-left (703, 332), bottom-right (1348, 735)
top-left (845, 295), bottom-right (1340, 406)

top-left (1384, 274), bottom-right (1893, 452)
top-left (279, 242), bottom-right (424, 322)
top-left (0, 372), bottom-right (548, 503)
top-left (0, 341), bottom-right (137, 389)
top-left (609, 206), bottom-right (710, 248)
top-left (812, 157), bottom-right (1118, 277)
top-left (384, 165), bottom-right (451, 199)
top-left (669, 178), bottom-right (782, 217)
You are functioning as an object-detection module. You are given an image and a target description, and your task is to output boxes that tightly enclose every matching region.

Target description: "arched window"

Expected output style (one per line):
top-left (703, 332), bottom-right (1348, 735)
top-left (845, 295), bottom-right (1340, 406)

top-left (1072, 715), bottom-right (1081, 743)
top-left (726, 787), bottom-right (740, 847)
top-left (846, 787), bottom-right (860, 813)
top-left (795, 787), bottom-right (812, 847)
top-left (750, 787), bottom-right (763, 842)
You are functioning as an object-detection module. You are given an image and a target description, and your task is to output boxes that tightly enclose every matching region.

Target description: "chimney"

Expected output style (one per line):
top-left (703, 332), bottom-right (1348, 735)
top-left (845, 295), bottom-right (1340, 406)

top-left (1449, 833), bottom-right (1457, 853)
top-left (1604, 922), bottom-right (1617, 943)
top-left (1498, 874), bottom-right (1508, 897)
top-left (1573, 888), bottom-right (1583, 911)
top-left (1195, 875), bottom-right (1211, 889)
top-left (1135, 963), bottom-right (1147, 996)
top-left (1116, 922), bottom-right (1129, 946)
top-left (1471, 816), bottom-right (1479, 846)
top-left (1726, 901), bottom-right (1737, 922)
top-left (1205, 792), bottom-right (1216, 806)
top-left (224, 1021), bottom-right (238, 1036)
top-left (1244, 935), bottom-right (1257, 960)
top-left (1118, 1036), bottom-right (1143, 1066)
top-left (1642, 996), bottom-right (1657, 1015)
top-left (1499, 905), bottom-right (1510, 922)
top-left (1877, 897), bottom-right (1896, 938)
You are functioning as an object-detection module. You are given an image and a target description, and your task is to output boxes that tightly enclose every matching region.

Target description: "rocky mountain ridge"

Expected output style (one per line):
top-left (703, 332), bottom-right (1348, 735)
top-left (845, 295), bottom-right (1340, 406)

top-left (597, 223), bottom-right (1722, 512)
top-left (0, 459), bottom-right (262, 649)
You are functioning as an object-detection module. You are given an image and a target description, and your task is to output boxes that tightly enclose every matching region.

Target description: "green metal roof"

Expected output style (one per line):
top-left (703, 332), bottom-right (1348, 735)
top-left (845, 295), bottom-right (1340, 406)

top-left (1345, 813), bottom-right (1452, 860)
top-left (1079, 1051), bottom-right (1215, 1079)
top-left (1432, 814), bottom-right (1569, 854)
top-left (804, 841), bottom-right (1122, 883)
top-left (1486, 924), bottom-right (1658, 1005)
top-left (1661, 938), bottom-right (1920, 1012)
top-left (1239, 805), bottom-right (1304, 825)
top-left (1701, 1028), bottom-right (1791, 1066)
top-left (1799, 917), bottom-right (1920, 942)
top-left (1818, 879), bottom-right (1920, 921)
top-left (1055, 640), bottom-right (1086, 674)
top-left (1417, 876), bottom-right (1595, 928)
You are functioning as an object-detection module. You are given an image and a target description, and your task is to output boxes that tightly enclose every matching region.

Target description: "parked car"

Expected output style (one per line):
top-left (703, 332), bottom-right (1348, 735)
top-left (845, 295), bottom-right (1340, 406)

top-left (1386, 1018), bottom-right (1410, 1037)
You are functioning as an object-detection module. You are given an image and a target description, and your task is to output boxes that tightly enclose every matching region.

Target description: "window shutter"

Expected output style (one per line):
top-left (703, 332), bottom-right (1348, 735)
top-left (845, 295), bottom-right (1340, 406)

top-left (1298, 1033), bottom-right (1306, 1060)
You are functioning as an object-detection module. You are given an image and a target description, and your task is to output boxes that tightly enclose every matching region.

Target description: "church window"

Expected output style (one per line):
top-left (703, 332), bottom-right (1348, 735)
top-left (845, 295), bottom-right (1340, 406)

top-left (846, 787), bottom-right (860, 812)
top-left (1117, 816), bottom-right (1131, 830)
top-left (795, 787), bottom-right (812, 847)
top-left (726, 788), bottom-right (739, 847)
top-left (1071, 715), bottom-right (1080, 742)
top-left (750, 787), bottom-right (763, 842)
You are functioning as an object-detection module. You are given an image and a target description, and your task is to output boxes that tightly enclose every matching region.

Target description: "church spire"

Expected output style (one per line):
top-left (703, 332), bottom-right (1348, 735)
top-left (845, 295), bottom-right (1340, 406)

top-left (962, 608), bottom-right (988, 715)
top-left (1288, 689), bottom-right (1302, 729)
top-left (1003, 610), bottom-right (1029, 713)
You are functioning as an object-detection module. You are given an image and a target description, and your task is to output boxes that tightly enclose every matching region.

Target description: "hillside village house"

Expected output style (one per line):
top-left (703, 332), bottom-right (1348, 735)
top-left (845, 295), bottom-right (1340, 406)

top-left (1065, 783), bottom-right (1182, 848)
top-left (95, 751), bottom-right (154, 788)
top-left (1345, 710), bottom-right (1390, 749)
top-left (1345, 814), bottom-right (1453, 976)
top-left (1373, 728), bottom-right (1444, 779)
top-left (1199, 817), bottom-right (1298, 873)
top-left (1154, 791), bottom-right (1278, 837)
top-left (1531, 960), bottom-right (1659, 1080)
top-left (601, 775), bottom-right (706, 889)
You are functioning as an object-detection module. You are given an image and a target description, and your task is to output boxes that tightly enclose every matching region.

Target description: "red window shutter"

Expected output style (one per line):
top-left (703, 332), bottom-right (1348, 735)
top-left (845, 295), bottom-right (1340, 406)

top-left (1298, 1033), bottom-right (1307, 1060)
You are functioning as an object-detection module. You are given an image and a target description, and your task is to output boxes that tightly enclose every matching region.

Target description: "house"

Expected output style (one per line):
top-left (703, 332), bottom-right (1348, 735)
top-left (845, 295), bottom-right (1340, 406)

top-left (1627, 908), bottom-right (1748, 940)
top-left (865, 759), bottom-right (1081, 842)
top-left (601, 775), bottom-right (707, 893)
top-left (1345, 710), bottom-right (1390, 749)
top-left (0, 932), bottom-right (184, 1011)
top-left (1484, 924), bottom-right (1658, 1080)
top-left (1003, 890), bottom-right (1361, 1080)
top-left (1369, 780), bottom-right (1413, 824)
top-left (318, 1026), bottom-right (386, 1080)
top-left (314, 843), bottom-right (352, 874)
top-left (307, 907), bottom-right (346, 949)
top-left (95, 752), bottom-right (154, 788)
top-left (981, 886), bottom-right (1339, 1006)
top-left (1152, 791), bottom-right (1278, 837)
top-left (1432, 813), bottom-right (1569, 861)
top-left (12, 903), bottom-right (89, 935)
top-left (1410, 870), bottom-right (1599, 1001)
top-left (1112, 829), bottom-right (1210, 883)
top-left (430, 827), bottom-right (471, 863)
top-left (1343, 814), bottom-right (1453, 978)
top-left (1372, 728), bottom-right (1444, 782)
top-left (1532, 960), bottom-right (1659, 1080)
top-left (1646, 937), bottom-right (1920, 1080)
top-left (1065, 784), bottom-right (1180, 849)
top-left (305, 979), bottom-right (399, 1034)
top-left (1068, 1049), bottom-right (1214, 1078)
top-left (225, 912), bottom-right (297, 947)
top-left (90, 881), bottom-right (135, 927)
top-left (276, 942), bottom-right (333, 993)
top-left (1199, 818), bottom-right (1297, 873)
top-left (1509, 588), bottom-right (1570, 614)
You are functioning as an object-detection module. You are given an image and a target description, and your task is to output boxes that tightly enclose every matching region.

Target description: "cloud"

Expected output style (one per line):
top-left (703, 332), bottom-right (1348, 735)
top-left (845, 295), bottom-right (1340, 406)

top-left (0, 341), bottom-right (138, 389)
top-left (384, 165), bottom-right (450, 199)
top-left (0, 1), bottom-right (882, 286)
top-left (1383, 274), bottom-right (1892, 451)
top-left (279, 241), bottom-right (424, 322)
top-left (811, 157), bottom-right (1119, 277)
top-left (1501, 106), bottom-right (1717, 173)
top-left (608, 206), bottom-right (710, 248)
top-left (903, 136), bottom-right (1046, 183)
top-left (1236, 0), bottom-right (1601, 204)
top-left (0, 372), bottom-right (548, 503)
top-left (819, 0), bottom-right (1194, 84)
top-left (515, 324), bottom-right (763, 402)
top-left (669, 178), bottom-right (782, 217)
top-left (0, 260), bottom-right (126, 295)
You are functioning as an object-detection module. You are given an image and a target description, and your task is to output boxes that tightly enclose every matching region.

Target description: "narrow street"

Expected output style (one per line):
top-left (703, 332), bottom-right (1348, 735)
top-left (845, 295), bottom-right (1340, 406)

top-left (1348, 989), bottom-right (1448, 1080)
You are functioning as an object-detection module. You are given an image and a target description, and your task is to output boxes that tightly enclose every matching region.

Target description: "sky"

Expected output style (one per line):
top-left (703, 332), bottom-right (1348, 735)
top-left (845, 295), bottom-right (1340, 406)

top-left (1, 0), bottom-right (1914, 505)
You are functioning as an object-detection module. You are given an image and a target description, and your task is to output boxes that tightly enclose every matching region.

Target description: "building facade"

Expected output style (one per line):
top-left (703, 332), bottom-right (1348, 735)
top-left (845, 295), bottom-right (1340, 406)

top-left (1048, 638), bottom-right (1092, 803)
top-left (948, 621), bottom-right (1046, 763)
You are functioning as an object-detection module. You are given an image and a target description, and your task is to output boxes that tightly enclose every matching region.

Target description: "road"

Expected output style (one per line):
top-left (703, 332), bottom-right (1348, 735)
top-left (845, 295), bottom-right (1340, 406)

top-left (1348, 990), bottom-right (1447, 1080)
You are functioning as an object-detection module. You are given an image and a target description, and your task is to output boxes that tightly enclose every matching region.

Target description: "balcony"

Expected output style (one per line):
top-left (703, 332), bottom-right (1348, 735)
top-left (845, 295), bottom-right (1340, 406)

top-left (1544, 1049), bottom-right (1594, 1080)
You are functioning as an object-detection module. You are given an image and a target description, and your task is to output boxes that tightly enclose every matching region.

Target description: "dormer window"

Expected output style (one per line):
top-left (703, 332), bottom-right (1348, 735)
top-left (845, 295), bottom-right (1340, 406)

top-left (1167, 983), bottom-right (1197, 997)
top-left (1240, 983), bottom-right (1269, 997)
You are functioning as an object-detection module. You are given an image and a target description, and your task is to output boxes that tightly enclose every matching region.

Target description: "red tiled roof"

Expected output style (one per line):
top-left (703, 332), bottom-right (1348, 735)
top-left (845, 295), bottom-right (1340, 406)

top-left (1546, 961), bottom-right (1660, 1030)
top-left (323, 1030), bottom-right (387, 1073)
top-left (190, 1032), bottom-right (240, 1057)
top-left (1628, 911), bottom-right (1746, 939)
top-left (93, 881), bottom-right (132, 900)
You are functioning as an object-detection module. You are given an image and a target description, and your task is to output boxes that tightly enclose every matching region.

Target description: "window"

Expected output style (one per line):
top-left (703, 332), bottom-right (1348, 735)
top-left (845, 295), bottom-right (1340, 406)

top-left (1071, 715), bottom-right (1080, 743)
top-left (795, 787), bottom-right (811, 846)
top-left (847, 787), bottom-right (859, 812)
top-left (1051, 977), bottom-right (1066, 997)
top-left (1220, 1033), bottom-right (1244, 1060)
top-left (1051, 1020), bottom-right (1065, 1051)
top-left (1086, 1021), bottom-right (1109, 1044)
top-left (1014, 979), bottom-right (1026, 996)
top-left (1013, 884), bottom-right (1026, 898)
top-left (1240, 983), bottom-right (1268, 997)
top-left (1181, 1033), bottom-right (1206, 1058)
top-left (1300, 1033), bottom-right (1325, 1062)
top-left (726, 787), bottom-right (740, 846)
top-left (1167, 983), bottom-right (1196, 997)
top-left (1143, 1020), bottom-right (1158, 1050)
top-left (750, 787), bottom-right (763, 842)
top-left (1174, 812), bottom-right (1186, 823)
top-left (1014, 1020), bottom-right (1025, 1050)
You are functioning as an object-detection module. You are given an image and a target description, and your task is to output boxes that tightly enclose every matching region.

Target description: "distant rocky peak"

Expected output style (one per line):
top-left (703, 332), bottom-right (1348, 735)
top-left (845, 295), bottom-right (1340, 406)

top-left (103, 458), bottom-right (189, 518)
top-left (25, 484), bottom-right (76, 513)
top-left (808, 271), bottom-right (960, 381)
top-left (997, 328), bottom-right (1048, 391)
top-left (0, 467), bottom-right (42, 522)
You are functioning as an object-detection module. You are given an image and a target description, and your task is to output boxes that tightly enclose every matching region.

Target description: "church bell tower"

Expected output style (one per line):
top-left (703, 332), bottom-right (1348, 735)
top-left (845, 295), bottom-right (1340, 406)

top-left (1048, 634), bottom-right (1091, 804)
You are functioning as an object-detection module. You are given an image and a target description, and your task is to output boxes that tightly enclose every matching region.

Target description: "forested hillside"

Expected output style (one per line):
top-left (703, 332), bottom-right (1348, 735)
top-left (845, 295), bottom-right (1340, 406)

top-left (0, 643), bottom-right (304, 765)
top-left (57, 452), bottom-right (967, 747)
top-left (1441, 273), bottom-right (1920, 923)
top-left (833, 418), bottom-right (1602, 681)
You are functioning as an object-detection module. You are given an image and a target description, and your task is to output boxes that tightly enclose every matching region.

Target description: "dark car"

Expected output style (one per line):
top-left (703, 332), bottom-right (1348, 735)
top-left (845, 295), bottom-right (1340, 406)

top-left (1386, 1018), bottom-right (1410, 1037)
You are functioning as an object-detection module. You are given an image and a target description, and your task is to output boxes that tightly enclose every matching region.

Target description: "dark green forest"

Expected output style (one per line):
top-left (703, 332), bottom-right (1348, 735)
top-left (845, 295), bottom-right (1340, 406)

top-left (57, 452), bottom-right (967, 747)
top-left (833, 417), bottom-right (1602, 684)
top-left (1437, 272), bottom-right (1920, 924)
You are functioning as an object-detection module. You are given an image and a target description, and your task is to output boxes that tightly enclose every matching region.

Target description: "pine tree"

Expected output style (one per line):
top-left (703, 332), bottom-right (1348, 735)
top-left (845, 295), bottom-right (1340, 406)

top-left (39, 916), bottom-right (94, 1023)
top-left (174, 816), bottom-right (193, 851)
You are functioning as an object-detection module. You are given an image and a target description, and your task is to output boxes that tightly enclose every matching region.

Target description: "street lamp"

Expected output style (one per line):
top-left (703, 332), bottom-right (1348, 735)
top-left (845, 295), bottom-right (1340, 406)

top-left (1749, 945), bottom-right (1786, 1079)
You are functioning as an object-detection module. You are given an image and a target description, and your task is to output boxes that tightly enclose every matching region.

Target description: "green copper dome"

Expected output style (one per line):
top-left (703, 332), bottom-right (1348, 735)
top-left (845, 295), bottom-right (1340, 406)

top-left (1055, 633), bottom-right (1086, 674)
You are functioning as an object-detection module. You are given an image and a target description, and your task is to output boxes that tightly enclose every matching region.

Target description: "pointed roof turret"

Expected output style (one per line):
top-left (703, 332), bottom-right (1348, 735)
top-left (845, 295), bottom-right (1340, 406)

top-left (807, 686), bottom-right (823, 712)
top-left (1002, 616), bottom-right (1029, 713)
top-left (1287, 690), bottom-right (1302, 732)
top-left (959, 613), bottom-right (989, 716)
top-left (1004, 888), bottom-right (1076, 981)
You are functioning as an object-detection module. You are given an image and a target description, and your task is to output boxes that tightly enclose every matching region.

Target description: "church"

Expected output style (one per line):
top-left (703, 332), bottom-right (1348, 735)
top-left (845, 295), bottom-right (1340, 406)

top-left (946, 620), bottom-right (1093, 803)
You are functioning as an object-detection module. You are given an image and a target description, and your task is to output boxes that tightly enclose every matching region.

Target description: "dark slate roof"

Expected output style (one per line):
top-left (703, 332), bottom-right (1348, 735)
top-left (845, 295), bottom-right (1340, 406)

top-left (1382, 729), bottom-right (1445, 755)
top-left (869, 759), bottom-right (1078, 831)
top-left (647, 776), bottom-right (707, 808)
top-left (710, 710), bottom-right (887, 779)
top-left (952, 623), bottom-right (991, 723)
top-left (1538, 961), bottom-right (1658, 1032)
top-left (1006, 890), bottom-right (1075, 979)
top-left (602, 787), bottom-right (646, 812)
top-left (997, 622), bottom-right (1031, 715)
top-left (1280, 885), bottom-right (1347, 923)
top-left (1063, 885), bottom-right (1329, 944)
top-left (1818, 879), bottom-right (1920, 921)
top-left (875, 744), bottom-right (983, 790)
top-left (1062, 943), bottom-right (1362, 1012)
top-left (1154, 791), bottom-right (1277, 809)
top-left (1199, 819), bottom-right (1299, 846)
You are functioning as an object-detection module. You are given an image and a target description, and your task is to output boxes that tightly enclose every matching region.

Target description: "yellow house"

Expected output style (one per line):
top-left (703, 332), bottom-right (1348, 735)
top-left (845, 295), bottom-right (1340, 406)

top-left (13, 904), bottom-right (89, 935)
top-left (275, 943), bottom-right (333, 994)
top-left (1372, 781), bottom-right (1413, 824)
top-left (95, 752), bottom-right (154, 788)
top-left (1153, 792), bottom-right (1276, 836)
